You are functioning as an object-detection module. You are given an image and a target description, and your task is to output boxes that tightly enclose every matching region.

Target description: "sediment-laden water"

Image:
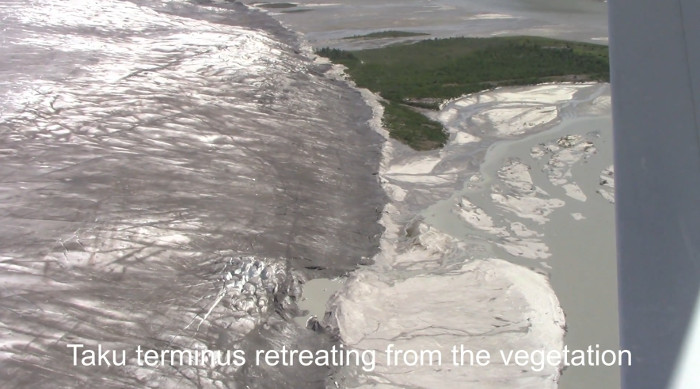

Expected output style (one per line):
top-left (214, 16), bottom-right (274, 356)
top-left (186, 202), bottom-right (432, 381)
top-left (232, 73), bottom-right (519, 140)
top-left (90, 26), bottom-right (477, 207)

top-left (321, 83), bottom-right (618, 388)
top-left (1, 1), bottom-right (618, 388)
top-left (245, 0), bottom-right (609, 50)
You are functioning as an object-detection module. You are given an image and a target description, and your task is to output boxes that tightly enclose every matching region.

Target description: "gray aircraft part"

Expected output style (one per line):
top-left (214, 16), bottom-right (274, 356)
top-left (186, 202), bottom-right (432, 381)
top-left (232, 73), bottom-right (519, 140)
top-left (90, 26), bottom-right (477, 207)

top-left (609, 0), bottom-right (700, 388)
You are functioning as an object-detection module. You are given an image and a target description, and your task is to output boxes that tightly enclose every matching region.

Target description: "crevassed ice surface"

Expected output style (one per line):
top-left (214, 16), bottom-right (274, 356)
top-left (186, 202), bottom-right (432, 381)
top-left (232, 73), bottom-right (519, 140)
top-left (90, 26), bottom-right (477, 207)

top-left (0, 0), bottom-right (384, 387)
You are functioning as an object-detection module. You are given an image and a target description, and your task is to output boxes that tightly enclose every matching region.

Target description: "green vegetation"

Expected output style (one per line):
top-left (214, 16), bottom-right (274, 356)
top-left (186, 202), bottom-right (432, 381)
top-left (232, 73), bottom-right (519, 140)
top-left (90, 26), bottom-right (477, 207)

top-left (381, 101), bottom-right (447, 150)
top-left (316, 36), bottom-right (610, 150)
top-left (343, 31), bottom-right (430, 40)
top-left (280, 8), bottom-right (311, 13)
top-left (257, 2), bottom-right (297, 9)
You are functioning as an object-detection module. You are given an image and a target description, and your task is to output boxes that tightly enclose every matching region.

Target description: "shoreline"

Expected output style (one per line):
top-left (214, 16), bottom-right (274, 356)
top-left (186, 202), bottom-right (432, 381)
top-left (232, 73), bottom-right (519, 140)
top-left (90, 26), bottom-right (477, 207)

top-left (250, 3), bottom-right (618, 387)
top-left (316, 81), bottom-right (617, 388)
top-left (243, 0), bottom-right (609, 50)
top-left (430, 84), bottom-right (618, 388)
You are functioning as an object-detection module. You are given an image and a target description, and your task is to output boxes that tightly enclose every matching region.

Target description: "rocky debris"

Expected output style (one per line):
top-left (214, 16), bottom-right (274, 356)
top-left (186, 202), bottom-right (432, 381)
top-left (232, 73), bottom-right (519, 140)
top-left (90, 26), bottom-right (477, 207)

top-left (596, 165), bottom-right (615, 203)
